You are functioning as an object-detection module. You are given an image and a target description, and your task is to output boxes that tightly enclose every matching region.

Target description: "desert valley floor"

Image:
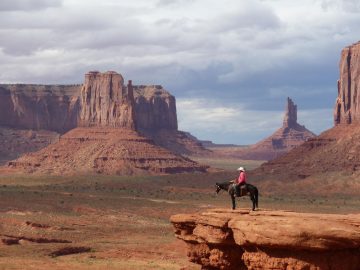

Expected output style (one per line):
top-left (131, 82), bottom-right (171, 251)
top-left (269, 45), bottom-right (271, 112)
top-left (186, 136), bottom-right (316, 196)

top-left (0, 158), bottom-right (359, 270)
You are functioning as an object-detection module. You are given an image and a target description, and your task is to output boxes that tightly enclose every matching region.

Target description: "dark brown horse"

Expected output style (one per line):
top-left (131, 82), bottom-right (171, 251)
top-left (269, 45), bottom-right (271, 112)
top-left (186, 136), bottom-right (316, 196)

top-left (215, 181), bottom-right (259, 210)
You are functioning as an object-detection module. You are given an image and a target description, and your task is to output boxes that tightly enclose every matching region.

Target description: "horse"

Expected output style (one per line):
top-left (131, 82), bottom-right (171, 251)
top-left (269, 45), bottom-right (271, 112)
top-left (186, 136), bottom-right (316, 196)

top-left (215, 181), bottom-right (259, 211)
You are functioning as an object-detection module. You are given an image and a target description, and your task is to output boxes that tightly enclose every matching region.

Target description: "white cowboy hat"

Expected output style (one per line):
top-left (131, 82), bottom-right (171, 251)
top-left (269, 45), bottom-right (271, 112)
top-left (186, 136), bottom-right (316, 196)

top-left (237, 167), bottom-right (245, 171)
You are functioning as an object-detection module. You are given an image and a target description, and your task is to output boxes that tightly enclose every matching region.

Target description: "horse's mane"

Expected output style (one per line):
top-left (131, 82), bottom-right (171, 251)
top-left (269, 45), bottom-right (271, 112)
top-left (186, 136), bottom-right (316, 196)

top-left (217, 181), bottom-right (233, 189)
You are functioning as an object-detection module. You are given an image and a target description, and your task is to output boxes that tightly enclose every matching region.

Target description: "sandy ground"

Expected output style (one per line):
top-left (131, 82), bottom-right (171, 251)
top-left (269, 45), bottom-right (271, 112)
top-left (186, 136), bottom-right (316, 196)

top-left (0, 167), bottom-right (359, 269)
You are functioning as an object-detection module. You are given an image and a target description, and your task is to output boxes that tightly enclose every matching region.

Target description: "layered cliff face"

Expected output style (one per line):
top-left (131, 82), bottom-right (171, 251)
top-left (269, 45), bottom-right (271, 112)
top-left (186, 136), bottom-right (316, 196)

top-left (79, 71), bottom-right (136, 129)
top-left (0, 75), bottom-right (174, 133)
top-left (334, 41), bottom-right (360, 125)
top-left (133, 85), bottom-right (177, 131)
top-left (171, 209), bottom-right (360, 270)
top-left (0, 84), bottom-right (80, 133)
top-left (212, 98), bottom-right (315, 160)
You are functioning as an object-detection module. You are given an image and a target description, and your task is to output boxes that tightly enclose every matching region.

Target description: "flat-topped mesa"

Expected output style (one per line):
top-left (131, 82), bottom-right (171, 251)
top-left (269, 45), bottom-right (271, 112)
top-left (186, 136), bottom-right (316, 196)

top-left (334, 41), bottom-right (360, 125)
top-left (283, 97), bottom-right (297, 128)
top-left (79, 71), bottom-right (136, 129)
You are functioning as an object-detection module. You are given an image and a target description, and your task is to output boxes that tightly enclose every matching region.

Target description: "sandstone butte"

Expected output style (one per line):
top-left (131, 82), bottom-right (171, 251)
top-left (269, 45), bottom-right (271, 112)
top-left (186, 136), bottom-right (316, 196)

top-left (214, 98), bottom-right (315, 161)
top-left (254, 41), bottom-right (360, 179)
top-left (170, 208), bottom-right (360, 270)
top-left (0, 71), bottom-right (209, 160)
top-left (0, 71), bottom-right (209, 175)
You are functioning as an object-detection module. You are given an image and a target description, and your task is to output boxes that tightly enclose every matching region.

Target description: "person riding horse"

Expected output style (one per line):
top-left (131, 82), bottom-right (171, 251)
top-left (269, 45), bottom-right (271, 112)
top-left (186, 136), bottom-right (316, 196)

top-left (235, 166), bottom-right (247, 197)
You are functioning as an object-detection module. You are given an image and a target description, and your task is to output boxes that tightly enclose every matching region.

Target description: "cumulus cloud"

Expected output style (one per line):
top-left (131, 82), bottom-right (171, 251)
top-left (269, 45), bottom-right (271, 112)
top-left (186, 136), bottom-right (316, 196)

top-left (177, 98), bottom-right (284, 144)
top-left (0, 0), bottom-right (358, 143)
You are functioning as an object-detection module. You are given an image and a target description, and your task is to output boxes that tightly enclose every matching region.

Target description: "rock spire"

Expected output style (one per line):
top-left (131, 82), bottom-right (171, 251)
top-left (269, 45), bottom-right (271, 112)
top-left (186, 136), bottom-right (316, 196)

top-left (283, 97), bottom-right (297, 128)
top-left (334, 41), bottom-right (360, 125)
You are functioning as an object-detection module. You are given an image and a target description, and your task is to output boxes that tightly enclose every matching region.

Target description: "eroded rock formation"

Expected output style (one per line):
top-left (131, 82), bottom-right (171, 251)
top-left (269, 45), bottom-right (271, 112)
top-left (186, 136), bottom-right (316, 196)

top-left (5, 127), bottom-right (208, 175)
top-left (334, 41), bottom-right (360, 125)
top-left (79, 71), bottom-right (136, 129)
top-left (0, 84), bottom-right (80, 133)
top-left (171, 209), bottom-right (360, 270)
top-left (133, 85), bottom-right (177, 131)
top-left (0, 71), bottom-right (209, 161)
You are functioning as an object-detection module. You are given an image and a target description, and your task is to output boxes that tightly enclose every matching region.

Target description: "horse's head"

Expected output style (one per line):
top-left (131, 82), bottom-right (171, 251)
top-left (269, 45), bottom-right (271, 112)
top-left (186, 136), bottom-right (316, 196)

top-left (215, 183), bottom-right (222, 194)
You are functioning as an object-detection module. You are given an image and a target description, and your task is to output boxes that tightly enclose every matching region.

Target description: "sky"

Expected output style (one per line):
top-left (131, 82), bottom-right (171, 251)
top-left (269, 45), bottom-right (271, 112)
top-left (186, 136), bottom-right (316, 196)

top-left (1, 0), bottom-right (360, 144)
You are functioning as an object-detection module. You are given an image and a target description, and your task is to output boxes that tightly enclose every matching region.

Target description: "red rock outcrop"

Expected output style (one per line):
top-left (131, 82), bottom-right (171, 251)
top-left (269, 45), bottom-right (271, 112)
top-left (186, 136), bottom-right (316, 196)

top-left (5, 127), bottom-right (208, 175)
top-left (133, 85), bottom-right (210, 155)
top-left (212, 98), bottom-right (315, 160)
top-left (133, 85), bottom-right (177, 131)
top-left (0, 84), bottom-right (80, 133)
top-left (0, 71), bottom-right (209, 158)
top-left (79, 71), bottom-right (136, 129)
top-left (171, 209), bottom-right (360, 270)
top-left (334, 41), bottom-right (360, 125)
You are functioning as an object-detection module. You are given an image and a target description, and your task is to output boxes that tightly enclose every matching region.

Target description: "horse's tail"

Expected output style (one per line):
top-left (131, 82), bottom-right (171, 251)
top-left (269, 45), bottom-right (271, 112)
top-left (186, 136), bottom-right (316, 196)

top-left (254, 187), bottom-right (259, 208)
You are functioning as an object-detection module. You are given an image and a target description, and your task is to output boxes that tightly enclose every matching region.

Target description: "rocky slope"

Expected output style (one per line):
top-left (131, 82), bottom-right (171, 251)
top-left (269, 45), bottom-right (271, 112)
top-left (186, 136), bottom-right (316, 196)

top-left (212, 98), bottom-right (315, 160)
top-left (5, 127), bottom-right (208, 175)
top-left (171, 208), bottom-right (360, 270)
top-left (0, 127), bottom-right (59, 165)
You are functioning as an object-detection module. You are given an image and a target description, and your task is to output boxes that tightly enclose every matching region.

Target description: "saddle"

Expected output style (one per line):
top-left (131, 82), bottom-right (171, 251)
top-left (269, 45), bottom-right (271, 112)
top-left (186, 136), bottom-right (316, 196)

top-left (232, 183), bottom-right (248, 197)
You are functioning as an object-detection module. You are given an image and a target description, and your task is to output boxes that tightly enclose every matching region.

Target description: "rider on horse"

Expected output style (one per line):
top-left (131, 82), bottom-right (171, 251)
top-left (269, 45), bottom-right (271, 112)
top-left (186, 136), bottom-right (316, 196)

top-left (235, 166), bottom-right (246, 197)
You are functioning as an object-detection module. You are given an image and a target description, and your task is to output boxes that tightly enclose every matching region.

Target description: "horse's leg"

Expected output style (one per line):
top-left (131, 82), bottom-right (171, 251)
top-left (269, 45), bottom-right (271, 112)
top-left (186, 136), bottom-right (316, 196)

top-left (231, 195), bottom-right (236, 210)
top-left (250, 194), bottom-right (255, 211)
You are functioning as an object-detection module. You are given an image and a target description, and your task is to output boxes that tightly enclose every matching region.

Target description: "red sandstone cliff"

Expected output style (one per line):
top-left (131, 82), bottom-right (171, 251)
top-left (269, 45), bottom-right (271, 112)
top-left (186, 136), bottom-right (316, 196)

top-left (133, 85), bottom-right (177, 131)
top-left (334, 41), bottom-right (360, 125)
top-left (0, 84), bottom-right (80, 133)
top-left (0, 71), bottom-right (209, 162)
top-left (171, 209), bottom-right (360, 270)
top-left (79, 71), bottom-right (136, 129)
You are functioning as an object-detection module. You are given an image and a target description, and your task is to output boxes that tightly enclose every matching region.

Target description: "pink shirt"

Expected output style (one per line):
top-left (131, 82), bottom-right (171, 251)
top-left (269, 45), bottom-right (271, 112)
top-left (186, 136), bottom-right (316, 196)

top-left (237, 171), bottom-right (246, 184)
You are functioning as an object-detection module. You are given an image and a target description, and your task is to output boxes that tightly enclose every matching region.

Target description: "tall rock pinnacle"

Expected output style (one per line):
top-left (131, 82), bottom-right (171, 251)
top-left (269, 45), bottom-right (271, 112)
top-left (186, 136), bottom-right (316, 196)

top-left (283, 97), bottom-right (297, 128)
top-left (334, 41), bottom-right (360, 125)
top-left (79, 71), bottom-right (136, 129)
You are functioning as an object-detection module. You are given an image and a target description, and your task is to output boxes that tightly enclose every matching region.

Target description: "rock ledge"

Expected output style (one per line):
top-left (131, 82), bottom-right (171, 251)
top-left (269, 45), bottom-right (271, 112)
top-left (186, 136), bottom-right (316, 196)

top-left (170, 209), bottom-right (360, 270)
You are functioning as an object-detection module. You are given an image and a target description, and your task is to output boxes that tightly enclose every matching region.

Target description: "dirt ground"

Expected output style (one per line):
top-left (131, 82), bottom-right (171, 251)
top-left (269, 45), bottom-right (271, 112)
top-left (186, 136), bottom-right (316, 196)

top-left (0, 160), bottom-right (359, 269)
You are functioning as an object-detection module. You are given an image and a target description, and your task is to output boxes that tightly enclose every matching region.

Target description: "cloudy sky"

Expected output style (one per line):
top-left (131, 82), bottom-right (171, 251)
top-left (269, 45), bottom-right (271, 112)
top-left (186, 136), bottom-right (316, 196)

top-left (1, 0), bottom-right (359, 144)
